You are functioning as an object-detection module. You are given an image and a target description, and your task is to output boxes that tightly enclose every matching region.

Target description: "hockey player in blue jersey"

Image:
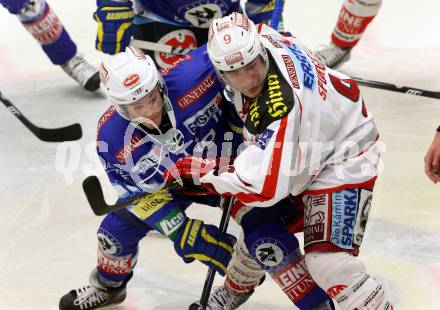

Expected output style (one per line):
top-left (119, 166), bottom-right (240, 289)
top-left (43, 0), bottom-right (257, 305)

top-left (93, 0), bottom-right (281, 68)
top-left (58, 45), bottom-right (239, 310)
top-left (57, 44), bottom-right (337, 309)
top-left (0, 0), bottom-right (100, 91)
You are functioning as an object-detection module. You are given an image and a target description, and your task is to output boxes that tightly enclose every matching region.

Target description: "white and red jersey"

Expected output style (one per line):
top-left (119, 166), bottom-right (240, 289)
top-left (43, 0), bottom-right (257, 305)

top-left (201, 24), bottom-right (380, 208)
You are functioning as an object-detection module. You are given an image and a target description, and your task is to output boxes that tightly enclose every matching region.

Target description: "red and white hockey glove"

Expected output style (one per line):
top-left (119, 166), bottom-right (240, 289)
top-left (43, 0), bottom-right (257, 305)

top-left (164, 156), bottom-right (234, 196)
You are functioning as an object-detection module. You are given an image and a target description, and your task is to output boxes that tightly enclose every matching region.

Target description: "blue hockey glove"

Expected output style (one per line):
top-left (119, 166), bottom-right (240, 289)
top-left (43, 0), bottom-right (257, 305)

top-left (0, 0), bottom-right (29, 14)
top-left (174, 218), bottom-right (236, 276)
top-left (93, 0), bottom-right (134, 54)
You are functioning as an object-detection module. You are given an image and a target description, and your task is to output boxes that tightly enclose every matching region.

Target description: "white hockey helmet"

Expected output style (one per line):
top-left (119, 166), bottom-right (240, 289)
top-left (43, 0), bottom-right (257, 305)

top-left (99, 46), bottom-right (168, 120)
top-left (207, 12), bottom-right (267, 72)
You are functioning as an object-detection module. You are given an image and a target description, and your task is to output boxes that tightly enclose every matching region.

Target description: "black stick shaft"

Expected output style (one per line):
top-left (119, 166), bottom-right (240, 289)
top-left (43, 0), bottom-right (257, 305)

top-left (199, 196), bottom-right (235, 309)
top-left (352, 77), bottom-right (440, 99)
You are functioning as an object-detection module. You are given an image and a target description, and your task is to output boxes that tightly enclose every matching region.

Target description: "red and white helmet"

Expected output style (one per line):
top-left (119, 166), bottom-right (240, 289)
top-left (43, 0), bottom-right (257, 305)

top-left (207, 12), bottom-right (267, 72)
top-left (99, 47), bottom-right (168, 120)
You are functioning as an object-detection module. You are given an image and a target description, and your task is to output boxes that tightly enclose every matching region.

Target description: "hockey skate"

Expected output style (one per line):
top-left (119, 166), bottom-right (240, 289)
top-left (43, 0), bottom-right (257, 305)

top-left (59, 284), bottom-right (126, 310)
top-left (60, 54), bottom-right (101, 91)
top-left (314, 43), bottom-right (351, 68)
top-left (204, 286), bottom-right (255, 310)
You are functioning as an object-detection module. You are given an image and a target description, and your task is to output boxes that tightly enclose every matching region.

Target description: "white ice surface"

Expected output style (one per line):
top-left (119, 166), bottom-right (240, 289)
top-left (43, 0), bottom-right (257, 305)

top-left (1, 0), bottom-right (440, 309)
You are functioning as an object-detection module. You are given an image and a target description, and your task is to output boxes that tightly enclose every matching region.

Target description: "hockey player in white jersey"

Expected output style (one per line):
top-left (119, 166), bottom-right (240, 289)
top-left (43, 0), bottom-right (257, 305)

top-left (168, 12), bottom-right (394, 309)
top-left (0, 0), bottom-right (100, 91)
top-left (314, 0), bottom-right (382, 67)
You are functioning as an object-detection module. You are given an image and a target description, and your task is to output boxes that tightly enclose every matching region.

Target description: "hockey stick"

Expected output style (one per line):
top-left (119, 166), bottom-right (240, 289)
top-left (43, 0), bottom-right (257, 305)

top-left (82, 175), bottom-right (151, 216)
top-left (130, 39), bottom-right (193, 55)
top-left (83, 175), bottom-right (189, 216)
top-left (270, 0), bottom-right (284, 30)
top-left (188, 195), bottom-right (235, 310)
top-left (0, 91), bottom-right (82, 142)
top-left (351, 76), bottom-right (440, 99)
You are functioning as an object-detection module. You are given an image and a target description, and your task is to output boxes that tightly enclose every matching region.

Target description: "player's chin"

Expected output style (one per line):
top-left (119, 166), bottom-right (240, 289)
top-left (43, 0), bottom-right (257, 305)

top-left (243, 83), bottom-right (264, 99)
top-left (143, 114), bottom-right (163, 128)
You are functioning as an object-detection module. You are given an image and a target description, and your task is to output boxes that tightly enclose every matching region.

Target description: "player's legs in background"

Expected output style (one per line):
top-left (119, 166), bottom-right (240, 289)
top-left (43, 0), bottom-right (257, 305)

top-left (132, 22), bottom-right (208, 69)
top-left (10, 0), bottom-right (100, 90)
top-left (314, 0), bottom-right (382, 68)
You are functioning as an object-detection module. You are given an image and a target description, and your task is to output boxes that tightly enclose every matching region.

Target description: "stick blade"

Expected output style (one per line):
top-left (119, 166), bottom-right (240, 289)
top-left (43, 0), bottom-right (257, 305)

top-left (82, 176), bottom-right (107, 216)
top-left (37, 123), bottom-right (82, 142)
top-left (188, 302), bottom-right (203, 310)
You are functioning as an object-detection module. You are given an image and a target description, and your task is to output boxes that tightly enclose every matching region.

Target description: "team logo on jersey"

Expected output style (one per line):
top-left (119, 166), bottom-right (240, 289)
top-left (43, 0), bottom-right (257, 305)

top-left (97, 228), bottom-right (122, 255)
top-left (256, 129), bottom-right (274, 150)
top-left (252, 238), bottom-right (287, 269)
top-left (155, 30), bottom-right (197, 69)
top-left (178, 2), bottom-right (226, 28)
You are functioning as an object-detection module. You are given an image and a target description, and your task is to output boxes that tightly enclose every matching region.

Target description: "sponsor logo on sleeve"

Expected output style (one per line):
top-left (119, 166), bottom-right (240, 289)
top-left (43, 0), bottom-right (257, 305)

top-left (307, 51), bottom-right (328, 100)
top-left (281, 55), bottom-right (300, 89)
top-left (287, 44), bottom-right (315, 89)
